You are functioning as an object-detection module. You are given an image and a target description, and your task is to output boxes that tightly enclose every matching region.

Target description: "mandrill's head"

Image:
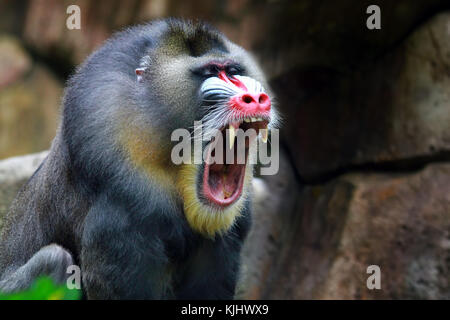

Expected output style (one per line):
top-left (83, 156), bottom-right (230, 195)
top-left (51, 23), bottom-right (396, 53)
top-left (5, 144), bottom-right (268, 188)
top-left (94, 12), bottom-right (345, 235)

top-left (65, 19), bottom-right (278, 238)
top-left (132, 20), bottom-right (279, 237)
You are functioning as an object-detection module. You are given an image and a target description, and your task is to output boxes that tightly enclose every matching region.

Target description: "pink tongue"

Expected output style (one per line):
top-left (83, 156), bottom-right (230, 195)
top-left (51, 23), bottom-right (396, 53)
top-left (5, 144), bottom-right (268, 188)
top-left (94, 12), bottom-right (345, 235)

top-left (208, 164), bottom-right (243, 200)
top-left (223, 175), bottom-right (235, 198)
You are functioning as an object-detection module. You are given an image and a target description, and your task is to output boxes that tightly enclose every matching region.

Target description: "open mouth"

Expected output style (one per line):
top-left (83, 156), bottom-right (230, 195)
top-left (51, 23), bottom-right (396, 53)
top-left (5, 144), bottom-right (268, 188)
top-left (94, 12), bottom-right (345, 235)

top-left (202, 117), bottom-right (269, 207)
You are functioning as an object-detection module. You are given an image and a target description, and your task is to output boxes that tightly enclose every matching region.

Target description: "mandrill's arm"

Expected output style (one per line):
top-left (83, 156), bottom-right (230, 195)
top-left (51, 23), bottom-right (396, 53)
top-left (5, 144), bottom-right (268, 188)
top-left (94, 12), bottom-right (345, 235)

top-left (175, 206), bottom-right (252, 300)
top-left (80, 194), bottom-right (171, 299)
top-left (174, 240), bottom-right (241, 300)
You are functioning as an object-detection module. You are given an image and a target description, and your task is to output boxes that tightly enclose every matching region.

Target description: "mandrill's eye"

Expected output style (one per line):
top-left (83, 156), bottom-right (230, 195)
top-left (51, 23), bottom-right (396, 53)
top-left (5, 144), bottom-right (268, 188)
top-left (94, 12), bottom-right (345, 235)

top-left (193, 65), bottom-right (219, 79)
top-left (226, 65), bottom-right (244, 77)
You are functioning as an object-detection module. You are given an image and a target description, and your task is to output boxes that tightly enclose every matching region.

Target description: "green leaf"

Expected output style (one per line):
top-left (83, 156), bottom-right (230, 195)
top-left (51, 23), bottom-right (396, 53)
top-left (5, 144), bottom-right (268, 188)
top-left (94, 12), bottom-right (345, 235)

top-left (0, 276), bottom-right (81, 300)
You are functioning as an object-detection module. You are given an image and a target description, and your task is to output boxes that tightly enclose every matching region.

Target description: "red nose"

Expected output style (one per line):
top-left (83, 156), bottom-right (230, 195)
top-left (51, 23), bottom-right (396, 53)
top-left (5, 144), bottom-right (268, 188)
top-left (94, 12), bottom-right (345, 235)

top-left (230, 92), bottom-right (271, 113)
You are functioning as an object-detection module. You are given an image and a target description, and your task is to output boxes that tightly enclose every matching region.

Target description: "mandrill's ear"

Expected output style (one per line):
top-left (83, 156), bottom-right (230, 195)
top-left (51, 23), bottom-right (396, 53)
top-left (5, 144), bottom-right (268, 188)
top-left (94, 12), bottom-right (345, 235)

top-left (135, 67), bottom-right (146, 82)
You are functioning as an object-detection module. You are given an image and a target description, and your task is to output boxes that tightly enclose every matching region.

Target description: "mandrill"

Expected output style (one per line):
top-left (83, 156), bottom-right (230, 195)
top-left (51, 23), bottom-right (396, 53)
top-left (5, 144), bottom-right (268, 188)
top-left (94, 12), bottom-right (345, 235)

top-left (0, 19), bottom-right (279, 299)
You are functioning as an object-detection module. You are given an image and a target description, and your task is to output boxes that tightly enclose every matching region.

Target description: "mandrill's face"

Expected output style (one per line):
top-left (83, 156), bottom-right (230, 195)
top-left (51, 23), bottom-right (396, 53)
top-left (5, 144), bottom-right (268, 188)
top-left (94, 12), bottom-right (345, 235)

top-left (132, 21), bottom-right (279, 237)
top-left (197, 67), bottom-right (272, 208)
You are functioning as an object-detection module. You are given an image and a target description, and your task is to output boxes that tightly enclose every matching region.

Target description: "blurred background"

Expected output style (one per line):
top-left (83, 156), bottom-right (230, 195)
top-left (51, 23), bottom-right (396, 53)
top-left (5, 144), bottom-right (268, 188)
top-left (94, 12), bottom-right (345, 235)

top-left (0, 0), bottom-right (449, 299)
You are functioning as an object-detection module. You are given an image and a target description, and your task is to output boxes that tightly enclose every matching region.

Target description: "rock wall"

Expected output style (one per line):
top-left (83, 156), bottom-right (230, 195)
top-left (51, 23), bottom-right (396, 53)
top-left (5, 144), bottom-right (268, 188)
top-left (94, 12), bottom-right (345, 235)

top-left (275, 13), bottom-right (450, 182)
top-left (250, 162), bottom-right (450, 299)
top-left (0, 36), bottom-right (62, 160)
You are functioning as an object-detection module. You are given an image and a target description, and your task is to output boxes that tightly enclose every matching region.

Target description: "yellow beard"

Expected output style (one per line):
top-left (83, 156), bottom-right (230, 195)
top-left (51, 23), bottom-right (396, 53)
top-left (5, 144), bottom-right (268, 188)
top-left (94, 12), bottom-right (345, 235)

top-left (176, 162), bottom-right (253, 238)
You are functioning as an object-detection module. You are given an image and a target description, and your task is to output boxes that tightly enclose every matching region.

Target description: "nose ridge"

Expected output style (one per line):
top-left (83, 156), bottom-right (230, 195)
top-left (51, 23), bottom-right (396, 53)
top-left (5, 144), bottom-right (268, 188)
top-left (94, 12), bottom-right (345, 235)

top-left (233, 92), bottom-right (271, 113)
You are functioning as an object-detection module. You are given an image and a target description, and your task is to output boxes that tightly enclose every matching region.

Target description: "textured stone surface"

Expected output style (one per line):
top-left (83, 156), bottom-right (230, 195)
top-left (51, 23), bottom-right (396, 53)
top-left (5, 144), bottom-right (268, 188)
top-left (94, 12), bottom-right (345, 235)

top-left (0, 151), bottom-right (48, 230)
top-left (262, 163), bottom-right (450, 299)
top-left (0, 37), bottom-right (62, 160)
top-left (274, 13), bottom-right (450, 181)
top-left (0, 36), bottom-right (31, 88)
top-left (251, 0), bottom-right (448, 79)
top-left (237, 148), bottom-right (302, 299)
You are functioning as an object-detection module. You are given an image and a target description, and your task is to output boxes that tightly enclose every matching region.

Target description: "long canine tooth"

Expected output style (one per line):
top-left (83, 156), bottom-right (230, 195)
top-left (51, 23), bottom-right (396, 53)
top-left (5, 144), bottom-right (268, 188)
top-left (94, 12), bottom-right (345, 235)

top-left (261, 128), bottom-right (268, 143)
top-left (229, 124), bottom-right (236, 149)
